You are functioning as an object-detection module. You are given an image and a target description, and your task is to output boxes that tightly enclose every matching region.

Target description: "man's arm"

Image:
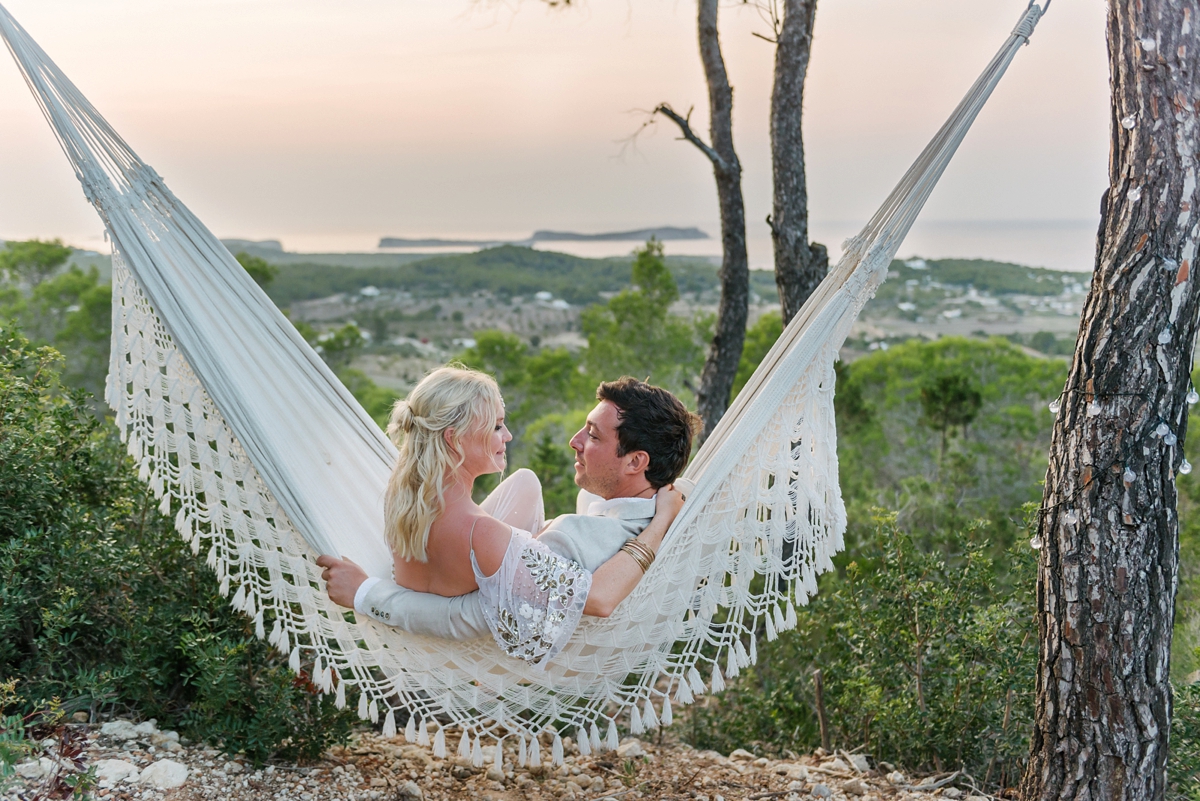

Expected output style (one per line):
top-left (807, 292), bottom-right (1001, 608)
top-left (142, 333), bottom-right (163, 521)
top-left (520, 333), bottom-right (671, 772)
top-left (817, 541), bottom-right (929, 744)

top-left (316, 555), bottom-right (489, 639)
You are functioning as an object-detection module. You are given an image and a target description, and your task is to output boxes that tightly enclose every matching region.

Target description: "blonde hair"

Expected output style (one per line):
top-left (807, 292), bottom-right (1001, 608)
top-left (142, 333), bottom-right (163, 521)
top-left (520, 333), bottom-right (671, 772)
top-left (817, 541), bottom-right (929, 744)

top-left (383, 365), bottom-right (503, 562)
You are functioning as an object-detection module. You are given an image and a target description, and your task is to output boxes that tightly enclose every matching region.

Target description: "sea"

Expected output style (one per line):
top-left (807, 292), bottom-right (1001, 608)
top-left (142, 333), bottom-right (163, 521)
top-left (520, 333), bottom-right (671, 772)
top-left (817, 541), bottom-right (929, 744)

top-left (225, 219), bottom-right (1100, 275)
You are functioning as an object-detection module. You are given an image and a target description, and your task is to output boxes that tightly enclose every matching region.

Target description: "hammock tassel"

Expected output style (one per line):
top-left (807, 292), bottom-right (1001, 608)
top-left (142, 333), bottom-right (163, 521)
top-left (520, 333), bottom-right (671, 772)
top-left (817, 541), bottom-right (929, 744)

top-left (253, 609), bottom-right (265, 640)
top-left (457, 730), bottom-right (471, 760)
top-left (369, 699), bottom-right (379, 724)
top-left (382, 710), bottom-right (397, 739)
top-left (517, 734), bottom-right (527, 768)
top-left (687, 667), bottom-right (706, 697)
top-left (711, 664), bottom-right (726, 693)
top-left (418, 720), bottom-right (430, 747)
top-left (288, 646), bottom-right (300, 674)
top-left (606, 720), bottom-right (619, 752)
top-left (334, 676), bottom-right (346, 709)
top-left (749, 634), bottom-right (758, 666)
top-left (785, 602), bottom-right (798, 630)
top-left (551, 733), bottom-right (564, 766)
top-left (276, 628), bottom-right (290, 657)
top-left (765, 611), bottom-right (778, 642)
top-left (735, 639), bottom-right (751, 669)
top-left (725, 646), bottom-right (739, 678)
top-left (158, 491), bottom-right (171, 516)
top-left (577, 727), bottom-right (591, 756)
top-left (629, 704), bottom-right (643, 735)
top-left (528, 734), bottom-right (541, 767)
top-left (773, 604), bottom-right (786, 636)
top-left (218, 574), bottom-right (230, 598)
top-left (471, 736), bottom-right (483, 768)
top-left (493, 740), bottom-right (504, 772)
top-left (675, 677), bottom-right (694, 705)
top-left (589, 723), bottom-right (602, 753)
top-left (661, 696), bottom-right (673, 726)
top-left (433, 727), bottom-right (446, 759)
top-left (358, 693), bottom-right (369, 721)
top-left (404, 714), bottom-right (416, 743)
top-left (231, 584), bottom-right (246, 612)
top-left (642, 698), bottom-right (658, 731)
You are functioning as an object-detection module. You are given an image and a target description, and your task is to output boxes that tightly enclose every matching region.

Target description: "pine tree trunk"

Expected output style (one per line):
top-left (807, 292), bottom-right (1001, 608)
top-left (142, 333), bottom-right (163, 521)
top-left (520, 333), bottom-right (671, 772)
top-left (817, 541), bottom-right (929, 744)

top-left (770, 0), bottom-right (828, 325)
top-left (1022, 1), bottom-right (1200, 797)
top-left (694, 0), bottom-right (749, 441)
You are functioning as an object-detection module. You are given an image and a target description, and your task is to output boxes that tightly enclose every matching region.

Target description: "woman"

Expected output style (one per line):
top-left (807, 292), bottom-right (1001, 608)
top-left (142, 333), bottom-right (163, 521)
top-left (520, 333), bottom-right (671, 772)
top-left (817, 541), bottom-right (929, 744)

top-left (335, 365), bottom-right (684, 666)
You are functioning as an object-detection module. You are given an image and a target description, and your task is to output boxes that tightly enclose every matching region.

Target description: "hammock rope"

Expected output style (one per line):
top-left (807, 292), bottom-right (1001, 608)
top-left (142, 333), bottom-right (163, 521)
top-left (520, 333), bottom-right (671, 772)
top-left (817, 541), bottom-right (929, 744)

top-left (0, 1), bottom-right (1044, 764)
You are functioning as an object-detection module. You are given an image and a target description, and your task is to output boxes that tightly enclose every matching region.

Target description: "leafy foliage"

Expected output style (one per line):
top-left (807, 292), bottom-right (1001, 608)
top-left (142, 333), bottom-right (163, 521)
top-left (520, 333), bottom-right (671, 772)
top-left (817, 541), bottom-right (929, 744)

top-left (581, 239), bottom-right (705, 400)
top-left (0, 239), bottom-right (72, 287)
top-left (235, 251), bottom-right (279, 288)
top-left (685, 514), bottom-right (1036, 783)
top-left (0, 328), bottom-right (354, 763)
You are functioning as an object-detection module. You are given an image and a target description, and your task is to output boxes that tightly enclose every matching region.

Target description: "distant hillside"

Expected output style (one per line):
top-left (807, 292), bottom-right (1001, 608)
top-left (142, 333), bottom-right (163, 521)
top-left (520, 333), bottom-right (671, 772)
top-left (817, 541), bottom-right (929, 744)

top-left (378, 226), bottom-right (709, 248)
top-left (264, 245), bottom-right (764, 306)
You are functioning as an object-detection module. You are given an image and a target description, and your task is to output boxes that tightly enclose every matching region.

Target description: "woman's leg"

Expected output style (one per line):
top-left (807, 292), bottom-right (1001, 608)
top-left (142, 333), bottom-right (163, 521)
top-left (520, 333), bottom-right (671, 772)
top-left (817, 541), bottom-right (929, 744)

top-left (480, 468), bottom-right (545, 534)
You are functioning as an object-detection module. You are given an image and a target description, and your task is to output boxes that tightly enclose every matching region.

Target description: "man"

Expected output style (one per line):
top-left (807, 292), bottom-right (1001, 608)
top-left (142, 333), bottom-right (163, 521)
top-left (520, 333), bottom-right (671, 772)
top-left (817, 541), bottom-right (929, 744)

top-left (317, 377), bottom-right (700, 639)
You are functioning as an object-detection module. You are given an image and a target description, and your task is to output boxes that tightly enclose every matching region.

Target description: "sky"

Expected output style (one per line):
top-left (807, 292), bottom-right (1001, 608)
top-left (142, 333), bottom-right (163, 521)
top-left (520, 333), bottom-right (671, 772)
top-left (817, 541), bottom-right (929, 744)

top-left (0, 0), bottom-right (1110, 270)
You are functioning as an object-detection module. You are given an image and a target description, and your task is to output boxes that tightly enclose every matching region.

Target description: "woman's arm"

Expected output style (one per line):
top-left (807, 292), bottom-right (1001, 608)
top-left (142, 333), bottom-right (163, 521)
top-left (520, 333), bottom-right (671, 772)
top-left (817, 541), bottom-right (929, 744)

top-left (583, 485), bottom-right (686, 617)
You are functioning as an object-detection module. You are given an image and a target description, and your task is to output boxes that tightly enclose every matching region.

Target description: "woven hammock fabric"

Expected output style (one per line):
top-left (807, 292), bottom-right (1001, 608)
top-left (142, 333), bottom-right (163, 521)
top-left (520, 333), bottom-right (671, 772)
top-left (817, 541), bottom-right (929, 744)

top-left (0, 1), bottom-right (1043, 764)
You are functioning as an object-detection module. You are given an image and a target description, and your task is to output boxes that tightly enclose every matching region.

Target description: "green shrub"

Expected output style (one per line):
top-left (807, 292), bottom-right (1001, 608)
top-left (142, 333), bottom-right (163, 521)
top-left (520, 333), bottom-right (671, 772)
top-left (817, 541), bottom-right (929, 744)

top-left (684, 512), bottom-right (1035, 785)
top-left (0, 327), bottom-right (354, 763)
top-left (1173, 675), bottom-right (1200, 800)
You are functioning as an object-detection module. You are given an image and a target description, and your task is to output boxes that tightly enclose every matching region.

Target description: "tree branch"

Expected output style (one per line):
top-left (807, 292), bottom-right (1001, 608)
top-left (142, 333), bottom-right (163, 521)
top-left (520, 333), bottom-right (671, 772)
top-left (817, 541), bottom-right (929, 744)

top-left (653, 103), bottom-right (727, 173)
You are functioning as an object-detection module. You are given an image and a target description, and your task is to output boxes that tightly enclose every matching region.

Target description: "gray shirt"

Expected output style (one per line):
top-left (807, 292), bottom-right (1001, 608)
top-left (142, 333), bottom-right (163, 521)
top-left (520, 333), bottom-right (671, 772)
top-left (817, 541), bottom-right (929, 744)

top-left (354, 494), bottom-right (655, 639)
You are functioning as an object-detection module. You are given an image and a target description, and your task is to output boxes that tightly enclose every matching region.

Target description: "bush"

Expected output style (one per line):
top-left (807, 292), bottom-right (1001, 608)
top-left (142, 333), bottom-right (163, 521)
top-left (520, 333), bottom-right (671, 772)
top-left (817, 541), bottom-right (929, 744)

top-left (684, 512), bottom-right (1036, 786)
top-left (1173, 674), bottom-right (1200, 800)
top-left (0, 328), bottom-right (354, 764)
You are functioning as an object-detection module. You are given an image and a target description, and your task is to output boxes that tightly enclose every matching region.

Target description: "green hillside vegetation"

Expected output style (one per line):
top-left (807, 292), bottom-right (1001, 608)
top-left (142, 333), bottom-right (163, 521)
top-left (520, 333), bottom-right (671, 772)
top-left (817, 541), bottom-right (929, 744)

top-left (262, 245), bottom-right (779, 306)
top-left (873, 258), bottom-right (1083, 302)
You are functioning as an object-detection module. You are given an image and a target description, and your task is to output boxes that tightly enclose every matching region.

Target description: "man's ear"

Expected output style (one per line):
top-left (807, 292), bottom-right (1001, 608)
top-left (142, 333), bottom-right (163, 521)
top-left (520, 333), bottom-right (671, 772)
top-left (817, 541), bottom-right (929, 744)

top-left (623, 450), bottom-right (650, 476)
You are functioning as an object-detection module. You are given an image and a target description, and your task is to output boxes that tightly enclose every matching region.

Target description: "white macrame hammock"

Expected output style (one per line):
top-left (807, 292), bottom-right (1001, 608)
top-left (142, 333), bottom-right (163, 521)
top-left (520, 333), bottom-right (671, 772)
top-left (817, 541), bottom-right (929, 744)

top-left (0, 2), bottom-right (1044, 768)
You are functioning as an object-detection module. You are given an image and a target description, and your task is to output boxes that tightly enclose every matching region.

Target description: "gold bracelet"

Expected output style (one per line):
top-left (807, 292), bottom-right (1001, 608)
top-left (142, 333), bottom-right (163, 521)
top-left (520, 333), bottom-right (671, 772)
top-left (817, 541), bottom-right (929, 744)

top-left (620, 539), bottom-right (656, 574)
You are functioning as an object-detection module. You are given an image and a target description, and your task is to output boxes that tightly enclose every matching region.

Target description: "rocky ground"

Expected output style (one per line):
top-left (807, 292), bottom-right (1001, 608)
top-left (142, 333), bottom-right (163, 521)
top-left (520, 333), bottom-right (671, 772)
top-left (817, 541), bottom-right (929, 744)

top-left (8, 717), bottom-right (1000, 801)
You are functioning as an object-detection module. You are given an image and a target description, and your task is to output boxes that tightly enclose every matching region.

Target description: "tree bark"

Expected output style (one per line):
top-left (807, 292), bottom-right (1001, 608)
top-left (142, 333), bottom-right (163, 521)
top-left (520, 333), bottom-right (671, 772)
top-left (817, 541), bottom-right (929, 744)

top-left (1021, 2), bottom-right (1200, 798)
top-left (657, 0), bottom-right (749, 441)
top-left (769, 0), bottom-right (828, 325)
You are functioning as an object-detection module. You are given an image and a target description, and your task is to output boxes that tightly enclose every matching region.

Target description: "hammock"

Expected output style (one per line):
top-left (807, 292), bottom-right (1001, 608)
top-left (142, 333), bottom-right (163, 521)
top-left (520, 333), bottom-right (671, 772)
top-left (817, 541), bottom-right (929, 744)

top-left (0, 2), bottom-right (1045, 766)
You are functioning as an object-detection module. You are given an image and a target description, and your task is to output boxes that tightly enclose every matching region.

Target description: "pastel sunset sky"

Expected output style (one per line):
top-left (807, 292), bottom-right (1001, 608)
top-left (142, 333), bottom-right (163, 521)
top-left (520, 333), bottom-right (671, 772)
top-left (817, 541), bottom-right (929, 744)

top-left (0, 0), bottom-right (1109, 268)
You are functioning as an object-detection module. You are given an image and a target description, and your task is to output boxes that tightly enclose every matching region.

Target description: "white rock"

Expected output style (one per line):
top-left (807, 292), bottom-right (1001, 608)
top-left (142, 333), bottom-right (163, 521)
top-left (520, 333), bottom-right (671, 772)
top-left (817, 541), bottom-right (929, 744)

top-left (149, 730), bottom-right (179, 746)
top-left (728, 748), bottom-right (756, 762)
top-left (15, 758), bottom-right (54, 779)
top-left (786, 780), bottom-right (806, 792)
top-left (846, 753), bottom-right (871, 772)
top-left (94, 759), bottom-right (140, 783)
top-left (139, 759), bottom-right (189, 789)
top-left (886, 770), bottom-right (907, 785)
top-left (222, 760), bottom-right (244, 774)
top-left (133, 720), bottom-right (159, 737)
top-left (785, 765), bottom-right (808, 781)
top-left (616, 739), bottom-right (644, 759)
top-left (942, 790), bottom-right (963, 799)
top-left (99, 720), bottom-right (139, 741)
top-left (810, 784), bottom-right (832, 799)
top-left (823, 757), bottom-right (849, 772)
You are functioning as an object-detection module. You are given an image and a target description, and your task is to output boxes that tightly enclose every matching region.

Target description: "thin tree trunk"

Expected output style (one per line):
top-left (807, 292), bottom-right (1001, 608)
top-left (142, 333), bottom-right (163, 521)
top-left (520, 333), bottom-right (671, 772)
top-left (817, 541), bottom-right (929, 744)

top-left (769, 0), bottom-right (828, 325)
top-left (1021, 1), bottom-right (1200, 797)
top-left (656, 0), bottom-right (749, 440)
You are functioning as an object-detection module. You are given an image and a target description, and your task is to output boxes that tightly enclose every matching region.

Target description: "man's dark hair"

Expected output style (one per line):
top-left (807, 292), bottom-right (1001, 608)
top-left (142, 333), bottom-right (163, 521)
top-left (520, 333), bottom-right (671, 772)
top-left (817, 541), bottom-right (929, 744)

top-left (596, 377), bottom-right (702, 488)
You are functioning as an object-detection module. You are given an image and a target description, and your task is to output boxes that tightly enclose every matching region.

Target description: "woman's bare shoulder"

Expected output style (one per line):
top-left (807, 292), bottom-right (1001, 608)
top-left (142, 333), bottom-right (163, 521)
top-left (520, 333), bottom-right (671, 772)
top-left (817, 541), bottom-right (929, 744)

top-left (470, 514), bottom-right (514, 578)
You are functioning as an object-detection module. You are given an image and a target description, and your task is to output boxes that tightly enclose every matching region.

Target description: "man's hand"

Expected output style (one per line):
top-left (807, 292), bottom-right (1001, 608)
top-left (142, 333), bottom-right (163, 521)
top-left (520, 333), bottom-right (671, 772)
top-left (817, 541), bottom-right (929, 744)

top-left (316, 554), bottom-right (369, 608)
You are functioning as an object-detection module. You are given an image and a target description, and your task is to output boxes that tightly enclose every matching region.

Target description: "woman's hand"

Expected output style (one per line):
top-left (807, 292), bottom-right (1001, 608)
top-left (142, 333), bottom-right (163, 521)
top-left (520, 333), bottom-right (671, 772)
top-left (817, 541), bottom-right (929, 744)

top-left (316, 554), bottom-right (369, 608)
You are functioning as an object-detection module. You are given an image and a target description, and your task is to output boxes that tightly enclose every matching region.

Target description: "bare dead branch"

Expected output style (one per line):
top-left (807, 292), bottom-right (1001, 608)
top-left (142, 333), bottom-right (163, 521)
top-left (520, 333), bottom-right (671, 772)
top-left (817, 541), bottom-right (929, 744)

top-left (652, 103), bottom-right (726, 172)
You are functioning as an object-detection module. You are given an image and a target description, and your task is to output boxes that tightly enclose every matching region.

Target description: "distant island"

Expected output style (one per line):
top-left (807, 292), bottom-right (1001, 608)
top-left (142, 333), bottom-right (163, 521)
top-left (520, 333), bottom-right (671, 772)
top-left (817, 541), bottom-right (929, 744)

top-left (378, 226), bottom-right (709, 249)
